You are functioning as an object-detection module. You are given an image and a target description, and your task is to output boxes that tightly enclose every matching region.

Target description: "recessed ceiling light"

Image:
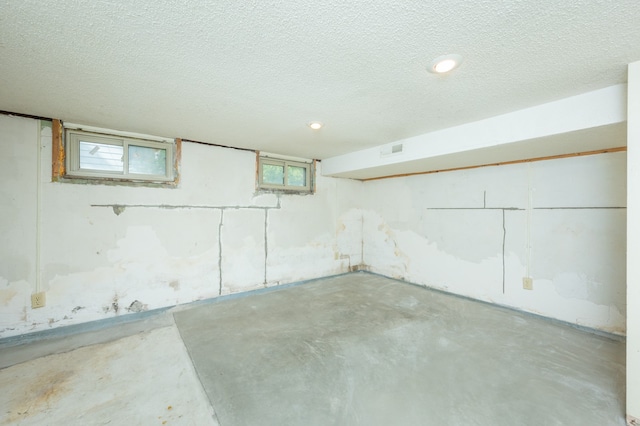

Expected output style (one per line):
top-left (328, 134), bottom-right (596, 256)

top-left (429, 54), bottom-right (463, 74)
top-left (308, 121), bottom-right (323, 130)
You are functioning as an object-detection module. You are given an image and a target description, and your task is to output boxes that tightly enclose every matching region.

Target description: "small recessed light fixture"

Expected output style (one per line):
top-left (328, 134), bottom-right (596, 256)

top-left (428, 54), bottom-right (463, 74)
top-left (308, 121), bottom-right (323, 130)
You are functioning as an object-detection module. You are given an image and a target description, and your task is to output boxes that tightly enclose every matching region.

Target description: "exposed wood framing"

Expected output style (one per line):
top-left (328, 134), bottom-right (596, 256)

top-left (362, 147), bottom-right (627, 182)
top-left (312, 159), bottom-right (318, 194)
top-left (51, 119), bottom-right (65, 180)
top-left (255, 151), bottom-right (261, 189)
top-left (173, 138), bottom-right (182, 185)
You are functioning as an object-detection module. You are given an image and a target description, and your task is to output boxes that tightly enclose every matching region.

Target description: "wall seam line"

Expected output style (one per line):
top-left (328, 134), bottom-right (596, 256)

top-left (426, 207), bottom-right (524, 211)
top-left (502, 209), bottom-right (506, 294)
top-left (264, 209), bottom-right (268, 286)
top-left (361, 212), bottom-right (365, 266)
top-left (218, 210), bottom-right (224, 296)
top-left (90, 204), bottom-right (279, 210)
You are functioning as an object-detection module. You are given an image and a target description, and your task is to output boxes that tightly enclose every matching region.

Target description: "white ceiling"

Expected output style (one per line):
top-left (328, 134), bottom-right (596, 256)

top-left (1, 1), bottom-right (639, 167)
top-left (336, 123), bottom-right (627, 180)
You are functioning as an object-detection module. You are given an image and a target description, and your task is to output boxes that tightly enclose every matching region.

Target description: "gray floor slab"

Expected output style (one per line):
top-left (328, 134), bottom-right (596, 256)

top-left (0, 325), bottom-right (217, 425)
top-left (0, 310), bottom-right (174, 370)
top-left (174, 273), bottom-right (626, 426)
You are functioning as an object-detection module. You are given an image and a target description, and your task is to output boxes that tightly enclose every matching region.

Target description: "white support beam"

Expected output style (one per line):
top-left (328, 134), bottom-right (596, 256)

top-left (627, 61), bottom-right (640, 426)
top-left (322, 84), bottom-right (627, 179)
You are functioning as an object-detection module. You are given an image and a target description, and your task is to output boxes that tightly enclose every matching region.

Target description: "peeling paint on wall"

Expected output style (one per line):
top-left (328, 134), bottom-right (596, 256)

top-left (0, 115), bottom-right (363, 338)
top-left (362, 152), bottom-right (627, 334)
top-left (0, 288), bottom-right (18, 306)
top-left (127, 300), bottom-right (148, 313)
top-left (1, 114), bottom-right (625, 338)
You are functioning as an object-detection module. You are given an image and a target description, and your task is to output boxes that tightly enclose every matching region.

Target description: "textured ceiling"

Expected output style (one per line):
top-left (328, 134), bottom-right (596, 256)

top-left (1, 1), bottom-right (639, 160)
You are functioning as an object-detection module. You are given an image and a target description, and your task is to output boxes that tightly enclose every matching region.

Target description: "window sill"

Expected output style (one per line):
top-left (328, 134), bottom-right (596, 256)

top-left (254, 187), bottom-right (314, 196)
top-left (54, 175), bottom-right (179, 188)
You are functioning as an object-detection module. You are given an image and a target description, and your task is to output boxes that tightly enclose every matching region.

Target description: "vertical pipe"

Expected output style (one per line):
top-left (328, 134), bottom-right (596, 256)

top-left (525, 163), bottom-right (533, 279)
top-left (35, 121), bottom-right (43, 294)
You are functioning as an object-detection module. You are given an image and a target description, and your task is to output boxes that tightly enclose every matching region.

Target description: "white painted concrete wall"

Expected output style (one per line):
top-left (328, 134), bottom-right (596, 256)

top-left (0, 116), bottom-right (38, 335)
top-left (0, 115), bottom-right (363, 338)
top-left (0, 113), bottom-right (627, 341)
top-left (627, 60), bottom-right (640, 423)
top-left (361, 153), bottom-right (626, 334)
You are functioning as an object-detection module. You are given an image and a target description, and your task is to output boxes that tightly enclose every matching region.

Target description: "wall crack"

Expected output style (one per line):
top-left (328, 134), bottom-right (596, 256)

top-left (264, 209), bottom-right (268, 286)
top-left (502, 209), bottom-right (506, 294)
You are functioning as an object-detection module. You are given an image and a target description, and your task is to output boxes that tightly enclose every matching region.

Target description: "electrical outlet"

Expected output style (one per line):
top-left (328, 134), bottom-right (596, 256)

top-left (522, 277), bottom-right (533, 291)
top-left (31, 292), bottom-right (46, 309)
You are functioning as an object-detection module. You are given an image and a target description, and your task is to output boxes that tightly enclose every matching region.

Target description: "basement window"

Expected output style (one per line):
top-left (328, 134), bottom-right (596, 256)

top-left (56, 122), bottom-right (180, 186)
top-left (257, 154), bottom-right (314, 193)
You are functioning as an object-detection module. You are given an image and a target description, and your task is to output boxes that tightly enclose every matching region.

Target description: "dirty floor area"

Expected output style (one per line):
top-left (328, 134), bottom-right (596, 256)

top-left (0, 273), bottom-right (626, 425)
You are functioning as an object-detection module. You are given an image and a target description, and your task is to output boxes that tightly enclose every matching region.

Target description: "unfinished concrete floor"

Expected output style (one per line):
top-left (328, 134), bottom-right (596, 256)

top-left (0, 273), bottom-right (626, 425)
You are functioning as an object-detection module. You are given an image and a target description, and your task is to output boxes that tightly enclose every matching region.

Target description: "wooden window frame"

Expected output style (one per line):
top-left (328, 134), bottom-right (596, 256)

top-left (52, 120), bottom-right (181, 187)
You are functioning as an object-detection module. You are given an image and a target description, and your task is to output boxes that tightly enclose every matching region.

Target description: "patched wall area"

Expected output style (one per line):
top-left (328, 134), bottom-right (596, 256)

top-left (0, 115), bottom-right (364, 338)
top-left (0, 116), bottom-right (38, 334)
top-left (361, 152), bottom-right (627, 334)
top-left (0, 113), bottom-right (627, 338)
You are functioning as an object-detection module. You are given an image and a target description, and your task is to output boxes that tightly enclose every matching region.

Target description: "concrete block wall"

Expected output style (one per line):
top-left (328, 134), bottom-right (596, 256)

top-left (361, 152), bottom-right (627, 334)
top-left (0, 115), bottom-right (363, 338)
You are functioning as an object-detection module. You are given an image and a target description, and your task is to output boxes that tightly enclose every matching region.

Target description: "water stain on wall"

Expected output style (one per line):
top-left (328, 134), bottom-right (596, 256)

top-left (0, 288), bottom-right (18, 306)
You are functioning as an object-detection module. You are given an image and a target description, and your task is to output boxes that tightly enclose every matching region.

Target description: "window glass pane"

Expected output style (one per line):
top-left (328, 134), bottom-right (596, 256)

top-left (128, 145), bottom-right (167, 176)
top-left (79, 141), bottom-right (123, 172)
top-left (263, 164), bottom-right (285, 185)
top-left (287, 165), bottom-right (306, 187)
